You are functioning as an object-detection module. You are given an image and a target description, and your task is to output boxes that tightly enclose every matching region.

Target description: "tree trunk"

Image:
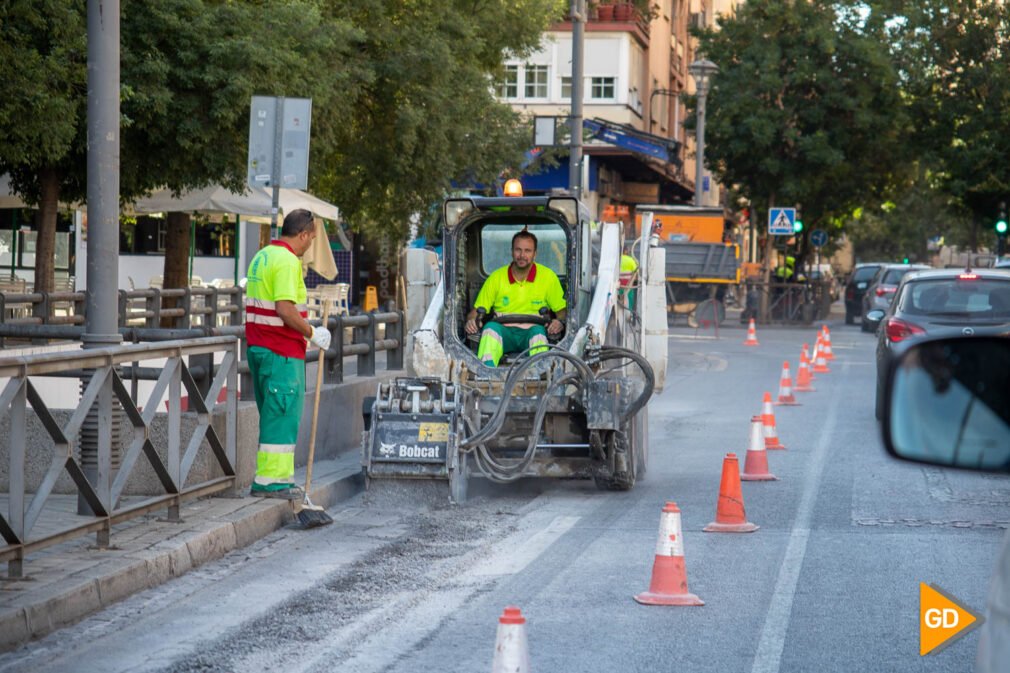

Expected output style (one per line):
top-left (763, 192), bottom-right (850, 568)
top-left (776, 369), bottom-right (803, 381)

top-left (34, 167), bottom-right (61, 293)
top-left (161, 211), bottom-right (191, 327)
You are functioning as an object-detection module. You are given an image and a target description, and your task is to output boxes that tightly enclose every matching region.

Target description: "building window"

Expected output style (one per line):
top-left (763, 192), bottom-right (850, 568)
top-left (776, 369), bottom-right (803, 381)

top-left (499, 65), bottom-right (519, 99)
top-left (525, 65), bottom-right (548, 98)
top-left (590, 76), bottom-right (616, 100)
top-left (561, 76), bottom-right (572, 100)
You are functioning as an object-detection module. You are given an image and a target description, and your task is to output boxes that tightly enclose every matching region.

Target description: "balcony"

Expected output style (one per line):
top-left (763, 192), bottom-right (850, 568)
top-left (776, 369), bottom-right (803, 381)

top-left (554, 2), bottom-right (651, 47)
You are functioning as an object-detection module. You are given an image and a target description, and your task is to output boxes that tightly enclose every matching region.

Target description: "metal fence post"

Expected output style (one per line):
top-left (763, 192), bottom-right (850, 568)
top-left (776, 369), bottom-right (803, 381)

top-left (356, 313), bottom-right (376, 377)
top-left (327, 314), bottom-right (344, 384)
top-left (387, 310), bottom-right (404, 370)
top-left (117, 289), bottom-right (129, 327)
top-left (146, 289), bottom-right (160, 328)
top-left (179, 288), bottom-right (192, 329)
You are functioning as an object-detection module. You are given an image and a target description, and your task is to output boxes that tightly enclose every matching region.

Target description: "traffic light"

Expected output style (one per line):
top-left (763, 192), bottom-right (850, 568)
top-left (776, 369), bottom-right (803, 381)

top-left (793, 219), bottom-right (804, 234)
top-left (997, 218), bottom-right (1008, 235)
top-left (902, 257), bottom-right (910, 264)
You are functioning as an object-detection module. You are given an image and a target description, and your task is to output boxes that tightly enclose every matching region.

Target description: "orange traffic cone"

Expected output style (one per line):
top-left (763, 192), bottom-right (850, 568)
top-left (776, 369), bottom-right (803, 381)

top-left (812, 337), bottom-right (831, 374)
top-left (704, 454), bottom-right (759, 533)
top-left (795, 351), bottom-right (815, 392)
top-left (742, 418), bottom-right (777, 481)
top-left (775, 361), bottom-right (799, 405)
top-left (491, 606), bottom-right (531, 673)
top-left (761, 392), bottom-right (786, 449)
top-left (634, 502), bottom-right (704, 606)
top-left (743, 318), bottom-right (759, 346)
top-left (821, 325), bottom-right (835, 361)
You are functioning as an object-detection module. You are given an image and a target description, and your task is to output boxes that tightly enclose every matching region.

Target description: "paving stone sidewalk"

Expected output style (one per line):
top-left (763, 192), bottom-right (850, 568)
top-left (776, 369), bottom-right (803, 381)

top-left (0, 452), bottom-right (363, 652)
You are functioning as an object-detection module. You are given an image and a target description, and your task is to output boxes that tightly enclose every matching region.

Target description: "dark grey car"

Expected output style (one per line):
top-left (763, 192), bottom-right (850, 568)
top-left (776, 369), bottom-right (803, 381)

top-left (861, 263), bottom-right (930, 332)
top-left (844, 263), bottom-right (883, 324)
top-left (873, 267), bottom-right (1010, 418)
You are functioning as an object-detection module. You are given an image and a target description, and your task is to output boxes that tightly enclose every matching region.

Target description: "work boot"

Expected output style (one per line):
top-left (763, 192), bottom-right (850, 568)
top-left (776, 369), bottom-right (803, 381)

top-left (250, 485), bottom-right (304, 500)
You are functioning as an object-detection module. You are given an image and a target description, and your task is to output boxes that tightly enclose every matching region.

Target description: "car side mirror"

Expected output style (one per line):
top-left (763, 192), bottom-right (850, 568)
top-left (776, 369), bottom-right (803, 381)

top-left (866, 309), bottom-right (885, 324)
top-left (882, 336), bottom-right (1010, 471)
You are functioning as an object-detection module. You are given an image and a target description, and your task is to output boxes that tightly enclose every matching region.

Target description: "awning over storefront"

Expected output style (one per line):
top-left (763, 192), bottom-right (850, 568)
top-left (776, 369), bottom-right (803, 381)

top-left (129, 184), bottom-right (351, 249)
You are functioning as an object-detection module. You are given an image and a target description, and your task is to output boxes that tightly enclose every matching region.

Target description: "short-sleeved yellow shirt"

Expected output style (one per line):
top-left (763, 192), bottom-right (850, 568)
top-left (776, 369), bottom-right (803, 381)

top-left (473, 263), bottom-right (566, 316)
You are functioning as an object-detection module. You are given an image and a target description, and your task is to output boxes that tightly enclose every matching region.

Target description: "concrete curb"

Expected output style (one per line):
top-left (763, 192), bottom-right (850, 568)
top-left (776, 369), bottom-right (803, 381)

top-left (0, 460), bottom-right (364, 653)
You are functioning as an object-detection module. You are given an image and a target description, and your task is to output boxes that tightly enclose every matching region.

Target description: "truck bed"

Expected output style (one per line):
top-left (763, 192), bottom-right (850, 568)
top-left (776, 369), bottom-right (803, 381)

top-left (664, 242), bottom-right (740, 282)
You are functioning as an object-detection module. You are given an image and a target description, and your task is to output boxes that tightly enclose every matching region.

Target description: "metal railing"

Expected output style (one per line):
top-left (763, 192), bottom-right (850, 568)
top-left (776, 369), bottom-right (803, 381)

top-left (0, 337), bottom-right (239, 579)
top-left (0, 289), bottom-right (405, 389)
top-left (744, 280), bottom-right (834, 324)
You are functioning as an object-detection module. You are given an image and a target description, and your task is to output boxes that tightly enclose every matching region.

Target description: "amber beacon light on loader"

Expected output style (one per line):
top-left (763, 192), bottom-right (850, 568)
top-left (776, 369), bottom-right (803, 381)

top-left (361, 191), bottom-right (669, 503)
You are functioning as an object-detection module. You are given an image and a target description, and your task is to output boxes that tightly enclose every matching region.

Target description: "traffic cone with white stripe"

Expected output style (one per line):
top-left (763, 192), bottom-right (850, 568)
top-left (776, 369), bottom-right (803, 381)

top-left (795, 350), bottom-right (815, 392)
top-left (821, 325), bottom-right (835, 361)
top-left (775, 361), bottom-right (799, 406)
top-left (741, 417), bottom-right (777, 481)
top-left (743, 318), bottom-right (759, 346)
top-left (812, 336), bottom-right (831, 374)
top-left (634, 502), bottom-right (704, 606)
top-left (704, 454), bottom-right (759, 533)
top-left (761, 392), bottom-right (786, 449)
top-left (491, 606), bottom-right (531, 673)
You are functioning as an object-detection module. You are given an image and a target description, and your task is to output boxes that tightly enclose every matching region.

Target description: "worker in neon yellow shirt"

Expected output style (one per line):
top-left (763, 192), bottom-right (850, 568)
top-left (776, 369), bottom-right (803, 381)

top-left (465, 230), bottom-right (566, 367)
top-left (620, 251), bottom-right (639, 309)
top-left (245, 209), bottom-right (331, 499)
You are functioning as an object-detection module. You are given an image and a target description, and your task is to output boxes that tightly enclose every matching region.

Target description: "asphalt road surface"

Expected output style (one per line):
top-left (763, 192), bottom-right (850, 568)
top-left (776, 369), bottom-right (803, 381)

top-left (2, 321), bottom-right (1006, 673)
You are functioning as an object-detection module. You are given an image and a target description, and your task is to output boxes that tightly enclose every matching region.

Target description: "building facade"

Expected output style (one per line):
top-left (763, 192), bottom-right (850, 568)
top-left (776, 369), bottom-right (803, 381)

top-left (499, 1), bottom-right (735, 219)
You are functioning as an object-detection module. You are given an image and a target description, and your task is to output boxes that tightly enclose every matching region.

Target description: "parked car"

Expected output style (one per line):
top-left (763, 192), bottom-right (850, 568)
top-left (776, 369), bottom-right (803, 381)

top-left (872, 267), bottom-right (1010, 418)
top-left (994, 258), bottom-right (1010, 269)
top-left (844, 262), bottom-right (884, 325)
top-left (881, 335), bottom-right (1010, 673)
top-left (861, 263), bottom-right (930, 332)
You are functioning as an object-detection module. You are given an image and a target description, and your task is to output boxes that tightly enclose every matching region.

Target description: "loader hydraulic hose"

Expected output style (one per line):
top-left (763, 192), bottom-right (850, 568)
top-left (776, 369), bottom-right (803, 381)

top-left (597, 346), bottom-right (655, 422)
top-left (459, 346), bottom-right (593, 451)
top-left (472, 372), bottom-right (582, 483)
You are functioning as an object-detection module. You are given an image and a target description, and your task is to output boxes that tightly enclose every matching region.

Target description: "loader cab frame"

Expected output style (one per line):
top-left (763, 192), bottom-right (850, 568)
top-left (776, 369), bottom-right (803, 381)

top-left (441, 195), bottom-right (593, 373)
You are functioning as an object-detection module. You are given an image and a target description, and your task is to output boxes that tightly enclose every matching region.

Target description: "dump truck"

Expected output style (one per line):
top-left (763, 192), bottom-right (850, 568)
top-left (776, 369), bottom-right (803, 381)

top-left (635, 204), bottom-right (740, 325)
top-left (362, 190), bottom-right (667, 503)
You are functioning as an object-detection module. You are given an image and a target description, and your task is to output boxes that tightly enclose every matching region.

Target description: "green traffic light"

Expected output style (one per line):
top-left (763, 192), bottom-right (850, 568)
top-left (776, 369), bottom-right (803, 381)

top-left (997, 219), bottom-right (1008, 234)
top-left (793, 219), bottom-right (804, 233)
top-left (902, 257), bottom-right (910, 264)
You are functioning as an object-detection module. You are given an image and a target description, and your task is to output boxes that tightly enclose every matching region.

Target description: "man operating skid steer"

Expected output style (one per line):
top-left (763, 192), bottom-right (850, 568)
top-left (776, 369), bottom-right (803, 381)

top-left (464, 229), bottom-right (566, 367)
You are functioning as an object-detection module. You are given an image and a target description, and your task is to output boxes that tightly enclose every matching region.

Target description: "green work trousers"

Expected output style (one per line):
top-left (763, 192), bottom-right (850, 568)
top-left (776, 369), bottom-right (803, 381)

top-left (477, 322), bottom-right (548, 367)
top-left (247, 346), bottom-right (305, 491)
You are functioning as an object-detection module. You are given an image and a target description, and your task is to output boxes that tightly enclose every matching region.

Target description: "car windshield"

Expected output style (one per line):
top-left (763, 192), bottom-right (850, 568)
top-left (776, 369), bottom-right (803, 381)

top-left (852, 266), bottom-right (879, 283)
top-left (900, 278), bottom-right (1010, 317)
top-left (883, 268), bottom-right (911, 284)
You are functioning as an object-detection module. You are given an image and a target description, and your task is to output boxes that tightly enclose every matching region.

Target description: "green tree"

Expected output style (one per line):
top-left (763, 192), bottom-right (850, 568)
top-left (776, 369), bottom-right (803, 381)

top-left (315, 0), bottom-right (565, 245)
top-left (120, 0), bottom-right (361, 294)
top-left (880, 0), bottom-right (1010, 251)
top-left (692, 0), bottom-right (908, 303)
top-left (0, 0), bottom-right (87, 293)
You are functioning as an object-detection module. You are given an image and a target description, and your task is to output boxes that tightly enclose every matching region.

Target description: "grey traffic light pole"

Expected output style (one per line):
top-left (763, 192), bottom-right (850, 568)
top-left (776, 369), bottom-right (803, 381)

top-left (80, 0), bottom-right (123, 516)
top-left (569, 0), bottom-right (585, 199)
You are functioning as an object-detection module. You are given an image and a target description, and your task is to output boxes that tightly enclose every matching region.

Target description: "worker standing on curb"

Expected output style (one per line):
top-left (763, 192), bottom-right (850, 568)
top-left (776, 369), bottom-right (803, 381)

top-left (620, 249), bottom-right (639, 310)
top-left (245, 209), bottom-right (332, 499)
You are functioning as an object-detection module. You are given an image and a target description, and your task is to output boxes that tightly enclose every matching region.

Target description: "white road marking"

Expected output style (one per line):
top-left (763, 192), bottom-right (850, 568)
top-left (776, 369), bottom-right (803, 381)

top-left (750, 363), bottom-right (843, 673)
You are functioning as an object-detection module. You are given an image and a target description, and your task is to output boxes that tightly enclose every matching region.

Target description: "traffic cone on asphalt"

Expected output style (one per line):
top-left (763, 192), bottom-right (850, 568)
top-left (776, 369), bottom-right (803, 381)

top-left (743, 318), bottom-right (759, 346)
top-left (634, 502), bottom-right (705, 606)
top-left (795, 351), bottom-right (815, 392)
top-left (775, 361), bottom-right (800, 406)
top-left (704, 454), bottom-right (759, 533)
top-left (821, 325), bottom-right (835, 361)
top-left (761, 392), bottom-right (786, 449)
top-left (812, 337), bottom-right (831, 374)
top-left (741, 418), bottom-right (778, 481)
top-left (491, 606), bottom-right (531, 673)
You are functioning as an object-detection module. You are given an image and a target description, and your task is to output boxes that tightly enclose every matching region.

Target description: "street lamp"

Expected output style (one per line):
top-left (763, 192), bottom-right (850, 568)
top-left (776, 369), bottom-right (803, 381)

top-left (688, 58), bottom-right (718, 207)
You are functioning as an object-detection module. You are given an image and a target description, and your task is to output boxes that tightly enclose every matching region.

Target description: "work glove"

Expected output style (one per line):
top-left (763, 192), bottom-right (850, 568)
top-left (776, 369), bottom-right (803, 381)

top-left (309, 325), bottom-right (332, 351)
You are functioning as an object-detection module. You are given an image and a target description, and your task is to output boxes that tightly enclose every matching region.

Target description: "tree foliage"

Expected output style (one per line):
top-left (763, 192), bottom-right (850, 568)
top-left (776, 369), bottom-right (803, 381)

top-left (877, 0), bottom-right (1010, 249)
top-left (314, 0), bottom-right (565, 243)
top-left (693, 0), bottom-right (907, 236)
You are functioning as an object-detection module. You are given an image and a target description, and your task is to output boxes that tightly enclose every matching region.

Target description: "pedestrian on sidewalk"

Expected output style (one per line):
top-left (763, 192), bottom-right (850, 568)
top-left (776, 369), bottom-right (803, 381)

top-left (245, 209), bottom-right (332, 499)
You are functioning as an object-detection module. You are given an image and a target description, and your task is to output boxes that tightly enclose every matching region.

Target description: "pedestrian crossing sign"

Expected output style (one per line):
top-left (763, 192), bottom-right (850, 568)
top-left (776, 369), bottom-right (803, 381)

top-left (769, 208), bottom-right (797, 236)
